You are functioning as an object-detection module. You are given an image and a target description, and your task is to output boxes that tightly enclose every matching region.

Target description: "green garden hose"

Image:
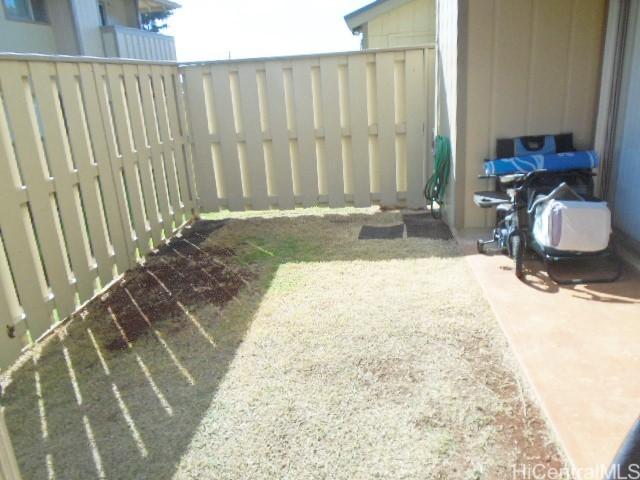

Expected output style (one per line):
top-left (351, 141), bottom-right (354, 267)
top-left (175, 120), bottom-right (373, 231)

top-left (424, 135), bottom-right (451, 219)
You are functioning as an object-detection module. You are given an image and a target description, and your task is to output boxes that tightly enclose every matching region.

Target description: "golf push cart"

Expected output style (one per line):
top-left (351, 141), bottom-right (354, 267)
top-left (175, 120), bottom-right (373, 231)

top-left (474, 134), bottom-right (621, 284)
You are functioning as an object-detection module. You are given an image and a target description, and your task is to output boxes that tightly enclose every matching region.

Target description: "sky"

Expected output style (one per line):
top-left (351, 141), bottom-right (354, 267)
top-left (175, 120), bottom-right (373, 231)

top-left (164, 0), bottom-right (369, 62)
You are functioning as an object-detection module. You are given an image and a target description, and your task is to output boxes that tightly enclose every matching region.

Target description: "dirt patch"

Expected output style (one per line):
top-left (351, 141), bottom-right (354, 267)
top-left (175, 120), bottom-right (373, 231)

top-left (87, 226), bottom-right (250, 351)
top-left (460, 340), bottom-right (568, 478)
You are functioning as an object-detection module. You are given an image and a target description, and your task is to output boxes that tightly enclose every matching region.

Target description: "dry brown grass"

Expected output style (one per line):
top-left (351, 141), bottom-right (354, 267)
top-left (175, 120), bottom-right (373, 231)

top-left (0, 208), bottom-right (567, 479)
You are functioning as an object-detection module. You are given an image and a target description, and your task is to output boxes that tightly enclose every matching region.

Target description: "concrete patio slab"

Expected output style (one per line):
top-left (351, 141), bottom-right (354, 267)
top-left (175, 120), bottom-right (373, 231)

top-left (456, 228), bottom-right (640, 480)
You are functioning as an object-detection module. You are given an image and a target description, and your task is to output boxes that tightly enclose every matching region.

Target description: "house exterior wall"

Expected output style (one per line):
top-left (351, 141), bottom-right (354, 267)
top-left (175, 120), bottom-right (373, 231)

top-left (0, 0), bottom-right (105, 56)
top-left (101, 0), bottom-right (137, 27)
top-left (0, 0), bottom-right (174, 60)
top-left (0, 12), bottom-right (58, 54)
top-left (609, 0), bottom-right (640, 245)
top-left (364, 0), bottom-right (436, 48)
top-left (458, 0), bottom-right (606, 228)
top-left (47, 0), bottom-right (81, 54)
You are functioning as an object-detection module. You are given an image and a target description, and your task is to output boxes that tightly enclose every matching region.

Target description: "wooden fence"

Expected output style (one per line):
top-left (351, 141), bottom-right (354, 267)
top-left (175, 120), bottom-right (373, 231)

top-left (182, 47), bottom-right (435, 211)
top-left (0, 409), bottom-right (21, 480)
top-left (0, 55), bottom-right (197, 370)
top-left (0, 46), bottom-right (434, 372)
top-left (0, 47), bottom-right (434, 479)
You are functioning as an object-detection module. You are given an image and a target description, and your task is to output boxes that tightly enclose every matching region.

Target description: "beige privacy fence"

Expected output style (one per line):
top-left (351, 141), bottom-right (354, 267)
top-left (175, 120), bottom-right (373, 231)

top-left (0, 56), bottom-right (196, 370)
top-left (182, 47), bottom-right (435, 211)
top-left (0, 46), bottom-right (434, 371)
top-left (0, 408), bottom-right (21, 480)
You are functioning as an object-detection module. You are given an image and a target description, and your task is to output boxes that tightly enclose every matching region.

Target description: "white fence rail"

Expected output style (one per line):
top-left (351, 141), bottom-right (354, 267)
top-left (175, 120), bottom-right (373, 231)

top-left (0, 56), bottom-right (197, 370)
top-left (183, 47), bottom-right (435, 211)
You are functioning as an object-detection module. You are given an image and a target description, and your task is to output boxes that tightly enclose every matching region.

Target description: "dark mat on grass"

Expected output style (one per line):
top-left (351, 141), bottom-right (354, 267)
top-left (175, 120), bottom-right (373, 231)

top-left (402, 213), bottom-right (453, 240)
top-left (359, 224), bottom-right (405, 240)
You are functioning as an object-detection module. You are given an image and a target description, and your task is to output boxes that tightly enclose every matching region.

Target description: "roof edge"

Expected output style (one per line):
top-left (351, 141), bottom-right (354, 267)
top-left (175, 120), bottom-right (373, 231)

top-left (138, 0), bottom-right (181, 13)
top-left (344, 0), bottom-right (415, 31)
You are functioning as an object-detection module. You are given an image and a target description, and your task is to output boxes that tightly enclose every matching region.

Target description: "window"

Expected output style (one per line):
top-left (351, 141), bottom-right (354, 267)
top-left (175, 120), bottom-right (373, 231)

top-left (3, 0), bottom-right (48, 22)
top-left (98, 2), bottom-right (107, 26)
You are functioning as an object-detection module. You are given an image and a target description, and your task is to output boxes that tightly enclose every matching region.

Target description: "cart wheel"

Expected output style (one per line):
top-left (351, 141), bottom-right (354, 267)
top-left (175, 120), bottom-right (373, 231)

top-left (476, 239), bottom-right (484, 254)
top-left (511, 235), bottom-right (524, 279)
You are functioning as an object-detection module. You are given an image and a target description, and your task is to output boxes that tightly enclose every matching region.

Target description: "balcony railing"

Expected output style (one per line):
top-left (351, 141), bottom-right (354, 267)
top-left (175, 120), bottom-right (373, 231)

top-left (101, 25), bottom-right (176, 61)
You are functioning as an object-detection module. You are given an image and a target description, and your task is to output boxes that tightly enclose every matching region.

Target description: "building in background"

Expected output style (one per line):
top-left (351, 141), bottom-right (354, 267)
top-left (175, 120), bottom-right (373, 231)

top-left (344, 0), bottom-right (435, 49)
top-left (0, 0), bottom-right (178, 60)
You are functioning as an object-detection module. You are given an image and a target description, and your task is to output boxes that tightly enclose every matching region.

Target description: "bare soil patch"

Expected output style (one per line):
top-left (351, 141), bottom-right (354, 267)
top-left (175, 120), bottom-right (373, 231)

top-left (86, 223), bottom-right (250, 351)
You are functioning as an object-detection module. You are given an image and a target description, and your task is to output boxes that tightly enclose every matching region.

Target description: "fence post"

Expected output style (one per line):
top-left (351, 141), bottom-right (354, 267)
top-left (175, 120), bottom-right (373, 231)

top-left (0, 408), bottom-right (22, 480)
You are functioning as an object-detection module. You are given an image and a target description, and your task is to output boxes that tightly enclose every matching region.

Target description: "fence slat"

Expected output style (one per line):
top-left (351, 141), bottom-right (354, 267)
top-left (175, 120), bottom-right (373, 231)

top-left (150, 66), bottom-right (184, 223)
top-left (0, 408), bottom-right (22, 480)
top-left (319, 57), bottom-right (345, 208)
top-left (172, 69), bottom-right (198, 215)
top-left (0, 62), bottom-right (77, 320)
top-left (264, 62), bottom-right (295, 209)
top-left (405, 50), bottom-right (426, 209)
top-left (209, 65), bottom-right (245, 210)
top-left (0, 200), bottom-right (51, 343)
top-left (0, 70), bottom-right (52, 342)
top-left (0, 232), bottom-right (26, 370)
top-left (183, 66), bottom-right (219, 211)
top-left (238, 64), bottom-right (269, 209)
top-left (79, 63), bottom-right (134, 273)
top-left (162, 66), bottom-right (195, 217)
top-left (56, 63), bottom-right (116, 286)
top-left (347, 55), bottom-right (371, 207)
top-left (122, 64), bottom-right (163, 246)
top-left (29, 62), bottom-right (96, 302)
top-left (291, 61), bottom-right (319, 207)
top-left (105, 63), bottom-right (152, 256)
top-left (375, 52), bottom-right (397, 206)
top-left (136, 65), bottom-right (174, 237)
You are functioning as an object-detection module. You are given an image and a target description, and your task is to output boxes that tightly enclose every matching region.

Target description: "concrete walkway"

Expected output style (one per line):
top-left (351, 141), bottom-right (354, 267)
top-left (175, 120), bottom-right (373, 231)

top-left (457, 229), bottom-right (640, 480)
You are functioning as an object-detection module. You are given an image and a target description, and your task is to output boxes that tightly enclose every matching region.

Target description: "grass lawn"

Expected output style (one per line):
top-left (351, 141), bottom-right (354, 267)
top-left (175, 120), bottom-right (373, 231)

top-left (1, 208), bottom-right (567, 479)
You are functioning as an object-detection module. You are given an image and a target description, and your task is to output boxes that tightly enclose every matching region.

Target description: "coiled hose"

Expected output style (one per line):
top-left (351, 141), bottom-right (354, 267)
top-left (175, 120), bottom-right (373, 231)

top-left (424, 135), bottom-right (451, 219)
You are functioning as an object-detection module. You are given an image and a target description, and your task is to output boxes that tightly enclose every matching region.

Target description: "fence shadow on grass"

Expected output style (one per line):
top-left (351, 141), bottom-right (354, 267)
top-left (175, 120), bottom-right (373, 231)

top-left (0, 211), bottom-right (460, 480)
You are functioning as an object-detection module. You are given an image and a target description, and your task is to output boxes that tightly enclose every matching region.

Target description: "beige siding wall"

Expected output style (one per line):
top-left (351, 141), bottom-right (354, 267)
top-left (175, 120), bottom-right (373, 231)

top-left (0, 0), bottom-right (99, 56)
top-left (48, 0), bottom-right (80, 54)
top-left (435, 0), bottom-right (461, 226)
top-left (0, 15), bottom-right (58, 54)
top-left (365, 0), bottom-right (436, 48)
top-left (459, 0), bottom-right (606, 228)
